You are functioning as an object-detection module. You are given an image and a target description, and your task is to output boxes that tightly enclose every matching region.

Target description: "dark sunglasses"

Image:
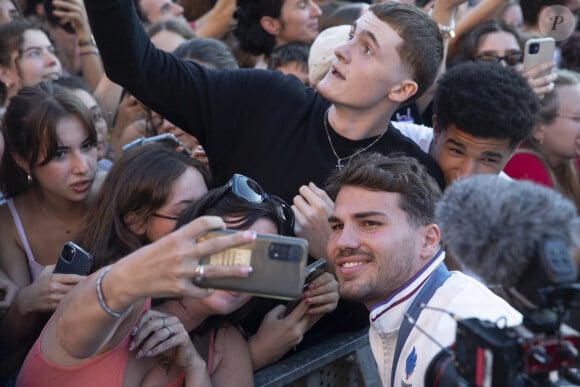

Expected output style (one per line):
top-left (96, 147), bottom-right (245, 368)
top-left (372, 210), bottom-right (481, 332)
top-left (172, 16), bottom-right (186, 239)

top-left (122, 133), bottom-right (192, 156)
top-left (475, 51), bottom-right (522, 66)
top-left (221, 174), bottom-right (295, 233)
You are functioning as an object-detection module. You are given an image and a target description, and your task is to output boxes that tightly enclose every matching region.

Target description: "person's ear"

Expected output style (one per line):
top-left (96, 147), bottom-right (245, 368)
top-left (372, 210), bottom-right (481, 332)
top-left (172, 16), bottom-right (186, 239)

top-left (419, 224), bottom-right (441, 260)
top-left (11, 152), bottom-right (31, 175)
top-left (432, 115), bottom-right (440, 144)
top-left (124, 212), bottom-right (148, 236)
top-left (0, 66), bottom-right (17, 90)
top-left (260, 16), bottom-right (281, 36)
top-left (387, 79), bottom-right (418, 103)
top-left (532, 124), bottom-right (545, 145)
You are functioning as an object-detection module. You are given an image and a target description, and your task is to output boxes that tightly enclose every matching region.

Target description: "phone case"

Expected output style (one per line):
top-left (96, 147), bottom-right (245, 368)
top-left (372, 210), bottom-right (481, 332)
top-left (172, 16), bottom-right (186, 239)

top-left (283, 259), bottom-right (327, 317)
top-left (195, 230), bottom-right (308, 300)
top-left (523, 37), bottom-right (555, 76)
top-left (53, 242), bottom-right (94, 275)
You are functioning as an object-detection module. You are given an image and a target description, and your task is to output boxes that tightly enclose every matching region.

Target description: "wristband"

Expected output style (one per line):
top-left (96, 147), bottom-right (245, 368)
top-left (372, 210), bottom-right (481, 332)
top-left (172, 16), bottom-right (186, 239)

top-left (78, 35), bottom-right (96, 47)
top-left (96, 266), bottom-right (124, 318)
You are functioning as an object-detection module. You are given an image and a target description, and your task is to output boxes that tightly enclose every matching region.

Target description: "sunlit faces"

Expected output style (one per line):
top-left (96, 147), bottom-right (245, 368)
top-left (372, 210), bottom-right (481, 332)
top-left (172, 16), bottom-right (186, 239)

top-left (276, 0), bottom-right (321, 45)
top-left (198, 217), bottom-right (278, 315)
top-left (316, 12), bottom-right (414, 111)
top-left (70, 89), bottom-right (108, 160)
top-left (145, 166), bottom-right (208, 242)
top-left (327, 186), bottom-right (426, 308)
top-left (476, 31), bottom-right (522, 69)
top-left (431, 124), bottom-right (513, 186)
top-left (0, 0), bottom-right (19, 24)
top-left (139, 0), bottom-right (186, 24)
top-left (12, 29), bottom-right (62, 87)
top-left (29, 115), bottom-right (97, 203)
top-left (539, 84), bottom-right (580, 164)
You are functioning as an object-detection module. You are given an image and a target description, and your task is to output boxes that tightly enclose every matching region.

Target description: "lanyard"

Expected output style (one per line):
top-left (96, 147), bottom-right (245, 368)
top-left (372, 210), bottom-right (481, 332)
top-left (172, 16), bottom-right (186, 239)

top-left (390, 263), bottom-right (451, 387)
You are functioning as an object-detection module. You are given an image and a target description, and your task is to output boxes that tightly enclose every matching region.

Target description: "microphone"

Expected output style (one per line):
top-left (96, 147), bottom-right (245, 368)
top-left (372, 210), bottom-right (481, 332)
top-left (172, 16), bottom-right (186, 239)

top-left (435, 175), bottom-right (580, 301)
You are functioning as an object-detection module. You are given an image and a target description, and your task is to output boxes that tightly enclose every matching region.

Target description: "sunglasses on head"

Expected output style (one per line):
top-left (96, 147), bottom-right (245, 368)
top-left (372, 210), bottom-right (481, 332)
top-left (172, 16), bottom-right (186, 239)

top-left (475, 50), bottom-right (522, 66)
top-left (221, 174), bottom-right (295, 234)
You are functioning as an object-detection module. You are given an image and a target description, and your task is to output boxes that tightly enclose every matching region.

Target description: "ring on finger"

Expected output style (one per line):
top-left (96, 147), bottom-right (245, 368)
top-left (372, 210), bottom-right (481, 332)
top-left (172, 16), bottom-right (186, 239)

top-left (161, 316), bottom-right (168, 329)
top-left (194, 264), bottom-right (205, 282)
top-left (165, 326), bottom-right (174, 337)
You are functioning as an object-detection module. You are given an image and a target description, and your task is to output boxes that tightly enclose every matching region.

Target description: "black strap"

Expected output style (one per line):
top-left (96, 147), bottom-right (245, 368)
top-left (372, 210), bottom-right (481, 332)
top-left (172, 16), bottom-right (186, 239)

top-left (390, 263), bottom-right (451, 387)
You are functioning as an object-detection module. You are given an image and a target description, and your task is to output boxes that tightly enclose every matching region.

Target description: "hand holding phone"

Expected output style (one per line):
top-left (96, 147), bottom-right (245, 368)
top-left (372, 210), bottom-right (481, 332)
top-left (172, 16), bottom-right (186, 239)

top-left (194, 230), bottom-right (308, 300)
top-left (523, 37), bottom-right (555, 77)
top-left (53, 242), bottom-right (93, 275)
top-left (283, 259), bottom-right (327, 317)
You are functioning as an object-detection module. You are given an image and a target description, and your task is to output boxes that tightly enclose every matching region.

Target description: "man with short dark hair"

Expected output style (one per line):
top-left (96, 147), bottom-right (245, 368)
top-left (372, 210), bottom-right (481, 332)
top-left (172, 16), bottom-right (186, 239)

top-left (325, 153), bottom-right (521, 386)
top-left (397, 61), bottom-right (539, 186)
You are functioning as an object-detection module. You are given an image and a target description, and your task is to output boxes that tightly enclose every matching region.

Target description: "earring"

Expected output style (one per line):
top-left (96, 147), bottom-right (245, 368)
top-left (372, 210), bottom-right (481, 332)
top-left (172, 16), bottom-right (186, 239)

top-left (2, 81), bottom-right (11, 89)
top-left (26, 173), bottom-right (32, 185)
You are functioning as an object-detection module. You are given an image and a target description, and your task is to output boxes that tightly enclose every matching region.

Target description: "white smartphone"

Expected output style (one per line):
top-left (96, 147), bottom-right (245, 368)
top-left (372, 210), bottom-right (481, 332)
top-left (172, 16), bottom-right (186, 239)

top-left (523, 37), bottom-right (555, 77)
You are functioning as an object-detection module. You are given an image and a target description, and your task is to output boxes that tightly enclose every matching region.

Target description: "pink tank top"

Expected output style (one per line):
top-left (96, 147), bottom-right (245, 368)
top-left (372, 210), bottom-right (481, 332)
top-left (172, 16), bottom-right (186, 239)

top-left (16, 298), bottom-right (185, 387)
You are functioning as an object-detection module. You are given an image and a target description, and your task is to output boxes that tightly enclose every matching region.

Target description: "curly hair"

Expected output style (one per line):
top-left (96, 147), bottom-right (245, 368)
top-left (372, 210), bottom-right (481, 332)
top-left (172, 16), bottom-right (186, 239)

top-left (433, 61), bottom-right (539, 149)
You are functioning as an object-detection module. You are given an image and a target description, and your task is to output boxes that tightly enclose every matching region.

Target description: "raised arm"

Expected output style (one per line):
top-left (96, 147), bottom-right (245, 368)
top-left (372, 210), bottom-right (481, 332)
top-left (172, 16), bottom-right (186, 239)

top-left (45, 216), bottom-right (255, 360)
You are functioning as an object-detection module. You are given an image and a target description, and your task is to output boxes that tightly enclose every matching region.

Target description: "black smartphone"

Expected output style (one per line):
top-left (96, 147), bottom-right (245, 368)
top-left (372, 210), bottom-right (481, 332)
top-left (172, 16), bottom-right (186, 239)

top-left (53, 242), bottom-right (93, 275)
top-left (195, 229), bottom-right (308, 300)
top-left (282, 259), bottom-right (327, 317)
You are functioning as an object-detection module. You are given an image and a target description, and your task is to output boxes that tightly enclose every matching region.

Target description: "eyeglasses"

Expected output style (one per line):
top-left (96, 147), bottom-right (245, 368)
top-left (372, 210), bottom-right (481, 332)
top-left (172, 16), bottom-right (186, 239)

top-left (122, 133), bottom-right (192, 156)
top-left (475, 51), bottom-right (522, 66)
top-left (152, 213), bottom-right (179, 221)
top-left (220, 174), bottom-right (295, 233)
top-left (555, 114), bottom-right (580, 122)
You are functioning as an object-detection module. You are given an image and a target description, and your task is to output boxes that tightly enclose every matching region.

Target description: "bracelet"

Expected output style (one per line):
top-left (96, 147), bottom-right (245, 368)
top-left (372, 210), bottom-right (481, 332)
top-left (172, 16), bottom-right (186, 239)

top-left (80, 50), bottom-right (100, 57)
top-left (78, 35), bottom-right (96, 47)
top-left (96, 266), bottom-right (124, 318)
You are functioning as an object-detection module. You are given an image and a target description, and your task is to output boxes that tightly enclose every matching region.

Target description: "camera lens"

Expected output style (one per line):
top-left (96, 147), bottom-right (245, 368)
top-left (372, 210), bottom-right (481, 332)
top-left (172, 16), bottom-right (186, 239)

top-left (61, 245), bottom-right (75, 262)
top-left (529, 43), bottom-right (540, 54)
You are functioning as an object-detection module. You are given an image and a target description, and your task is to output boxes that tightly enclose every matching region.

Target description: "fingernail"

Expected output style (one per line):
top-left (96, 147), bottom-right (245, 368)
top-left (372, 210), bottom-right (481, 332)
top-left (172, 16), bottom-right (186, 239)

top-left (241, 266), bottom-right (253, 274)
top-left (305, 298), bottom-right (312, 304)
top-left (136, 350), bottom-right (143, 359)
top-left (130, 326), bottom-right (138, 336)
top-left (129, 342), bottom-right (135, 351)
top-left (146, 351), bottom-right (152, 357)
top-left (303, 291), bottom-right (310, 298)
top-left (244, 230), bottom-right (257, 240)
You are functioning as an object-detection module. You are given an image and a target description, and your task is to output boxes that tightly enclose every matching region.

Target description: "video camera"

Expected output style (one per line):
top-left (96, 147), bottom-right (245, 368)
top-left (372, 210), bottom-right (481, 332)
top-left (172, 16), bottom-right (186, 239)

top-left (425, 239), bottom-right (580, 387)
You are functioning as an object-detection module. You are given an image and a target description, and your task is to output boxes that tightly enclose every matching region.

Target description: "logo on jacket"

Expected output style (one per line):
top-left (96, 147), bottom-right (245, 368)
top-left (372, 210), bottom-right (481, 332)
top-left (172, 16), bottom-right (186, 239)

top-left (405, 346), bottom-right (417, 381)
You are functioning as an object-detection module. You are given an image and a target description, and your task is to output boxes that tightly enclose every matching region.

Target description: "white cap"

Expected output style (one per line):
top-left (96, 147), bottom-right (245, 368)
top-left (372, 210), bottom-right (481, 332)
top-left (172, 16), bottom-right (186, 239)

top-left (308, 25), bottom-right (350, 86)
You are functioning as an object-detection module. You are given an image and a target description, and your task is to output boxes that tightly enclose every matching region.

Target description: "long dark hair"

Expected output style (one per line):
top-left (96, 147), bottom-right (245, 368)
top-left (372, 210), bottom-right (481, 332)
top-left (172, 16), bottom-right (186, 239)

top-left (0, 81), bottom-right (97, 198)
top-left (77, 144), bottom-right (211, 272)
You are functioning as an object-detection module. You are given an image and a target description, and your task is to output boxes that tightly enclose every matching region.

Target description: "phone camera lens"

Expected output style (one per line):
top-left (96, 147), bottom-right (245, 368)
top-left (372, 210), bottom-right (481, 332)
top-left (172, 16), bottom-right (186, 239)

top-left (529, 43), bottom-right (540, 54)
top-left (61, 245), bottom-right (76, 262)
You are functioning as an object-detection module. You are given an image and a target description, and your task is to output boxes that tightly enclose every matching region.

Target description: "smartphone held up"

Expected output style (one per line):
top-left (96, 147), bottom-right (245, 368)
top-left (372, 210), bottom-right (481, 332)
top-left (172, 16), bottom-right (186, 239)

top-left (195, 229), bottom-right (308, 300)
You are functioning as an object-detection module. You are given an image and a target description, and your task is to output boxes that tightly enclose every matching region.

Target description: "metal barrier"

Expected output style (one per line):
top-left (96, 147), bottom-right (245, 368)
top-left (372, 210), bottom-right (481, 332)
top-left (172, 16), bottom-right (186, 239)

top-left (254, 327), bottom-right (381, 387)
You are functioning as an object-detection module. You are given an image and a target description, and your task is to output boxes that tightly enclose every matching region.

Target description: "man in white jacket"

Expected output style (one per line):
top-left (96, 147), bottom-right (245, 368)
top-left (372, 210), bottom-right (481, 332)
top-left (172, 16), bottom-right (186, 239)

top-left (325, 153), bottom-right (521, 387)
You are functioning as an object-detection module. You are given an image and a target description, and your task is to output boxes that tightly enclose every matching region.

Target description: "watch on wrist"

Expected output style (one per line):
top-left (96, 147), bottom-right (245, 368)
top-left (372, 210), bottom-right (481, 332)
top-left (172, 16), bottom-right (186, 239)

top-left (78, 35), bottom-right (96, 47)
top-left (438, 22), bottom-right (456, 39)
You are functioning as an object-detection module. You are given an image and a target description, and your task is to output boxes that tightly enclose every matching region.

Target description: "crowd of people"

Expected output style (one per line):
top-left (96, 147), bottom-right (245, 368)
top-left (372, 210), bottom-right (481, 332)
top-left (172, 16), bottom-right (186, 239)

top-left (0, 0), bottom-right (579, 385)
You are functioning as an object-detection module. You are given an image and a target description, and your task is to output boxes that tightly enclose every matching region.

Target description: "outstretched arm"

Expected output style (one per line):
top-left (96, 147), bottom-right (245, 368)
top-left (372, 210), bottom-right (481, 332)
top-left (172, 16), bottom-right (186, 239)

top-left (43, 216), bottom-right (254, 360)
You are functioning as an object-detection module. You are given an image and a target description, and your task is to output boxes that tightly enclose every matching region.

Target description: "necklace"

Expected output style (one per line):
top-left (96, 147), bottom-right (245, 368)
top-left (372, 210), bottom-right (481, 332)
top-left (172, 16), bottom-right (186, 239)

top-left (323, 109), bottom-right (389, 170)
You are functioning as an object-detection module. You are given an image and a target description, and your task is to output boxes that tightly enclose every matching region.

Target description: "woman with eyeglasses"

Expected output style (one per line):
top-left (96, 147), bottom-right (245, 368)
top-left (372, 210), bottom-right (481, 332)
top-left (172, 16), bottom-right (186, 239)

top-left (17, 144), bottom-right (257, 386)
top-left (504, 69), bottom-right (580, 212)
top-left (449, 20), bottom-right (556, 98)
top-left (183, 173), bottom-right (339, 371)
